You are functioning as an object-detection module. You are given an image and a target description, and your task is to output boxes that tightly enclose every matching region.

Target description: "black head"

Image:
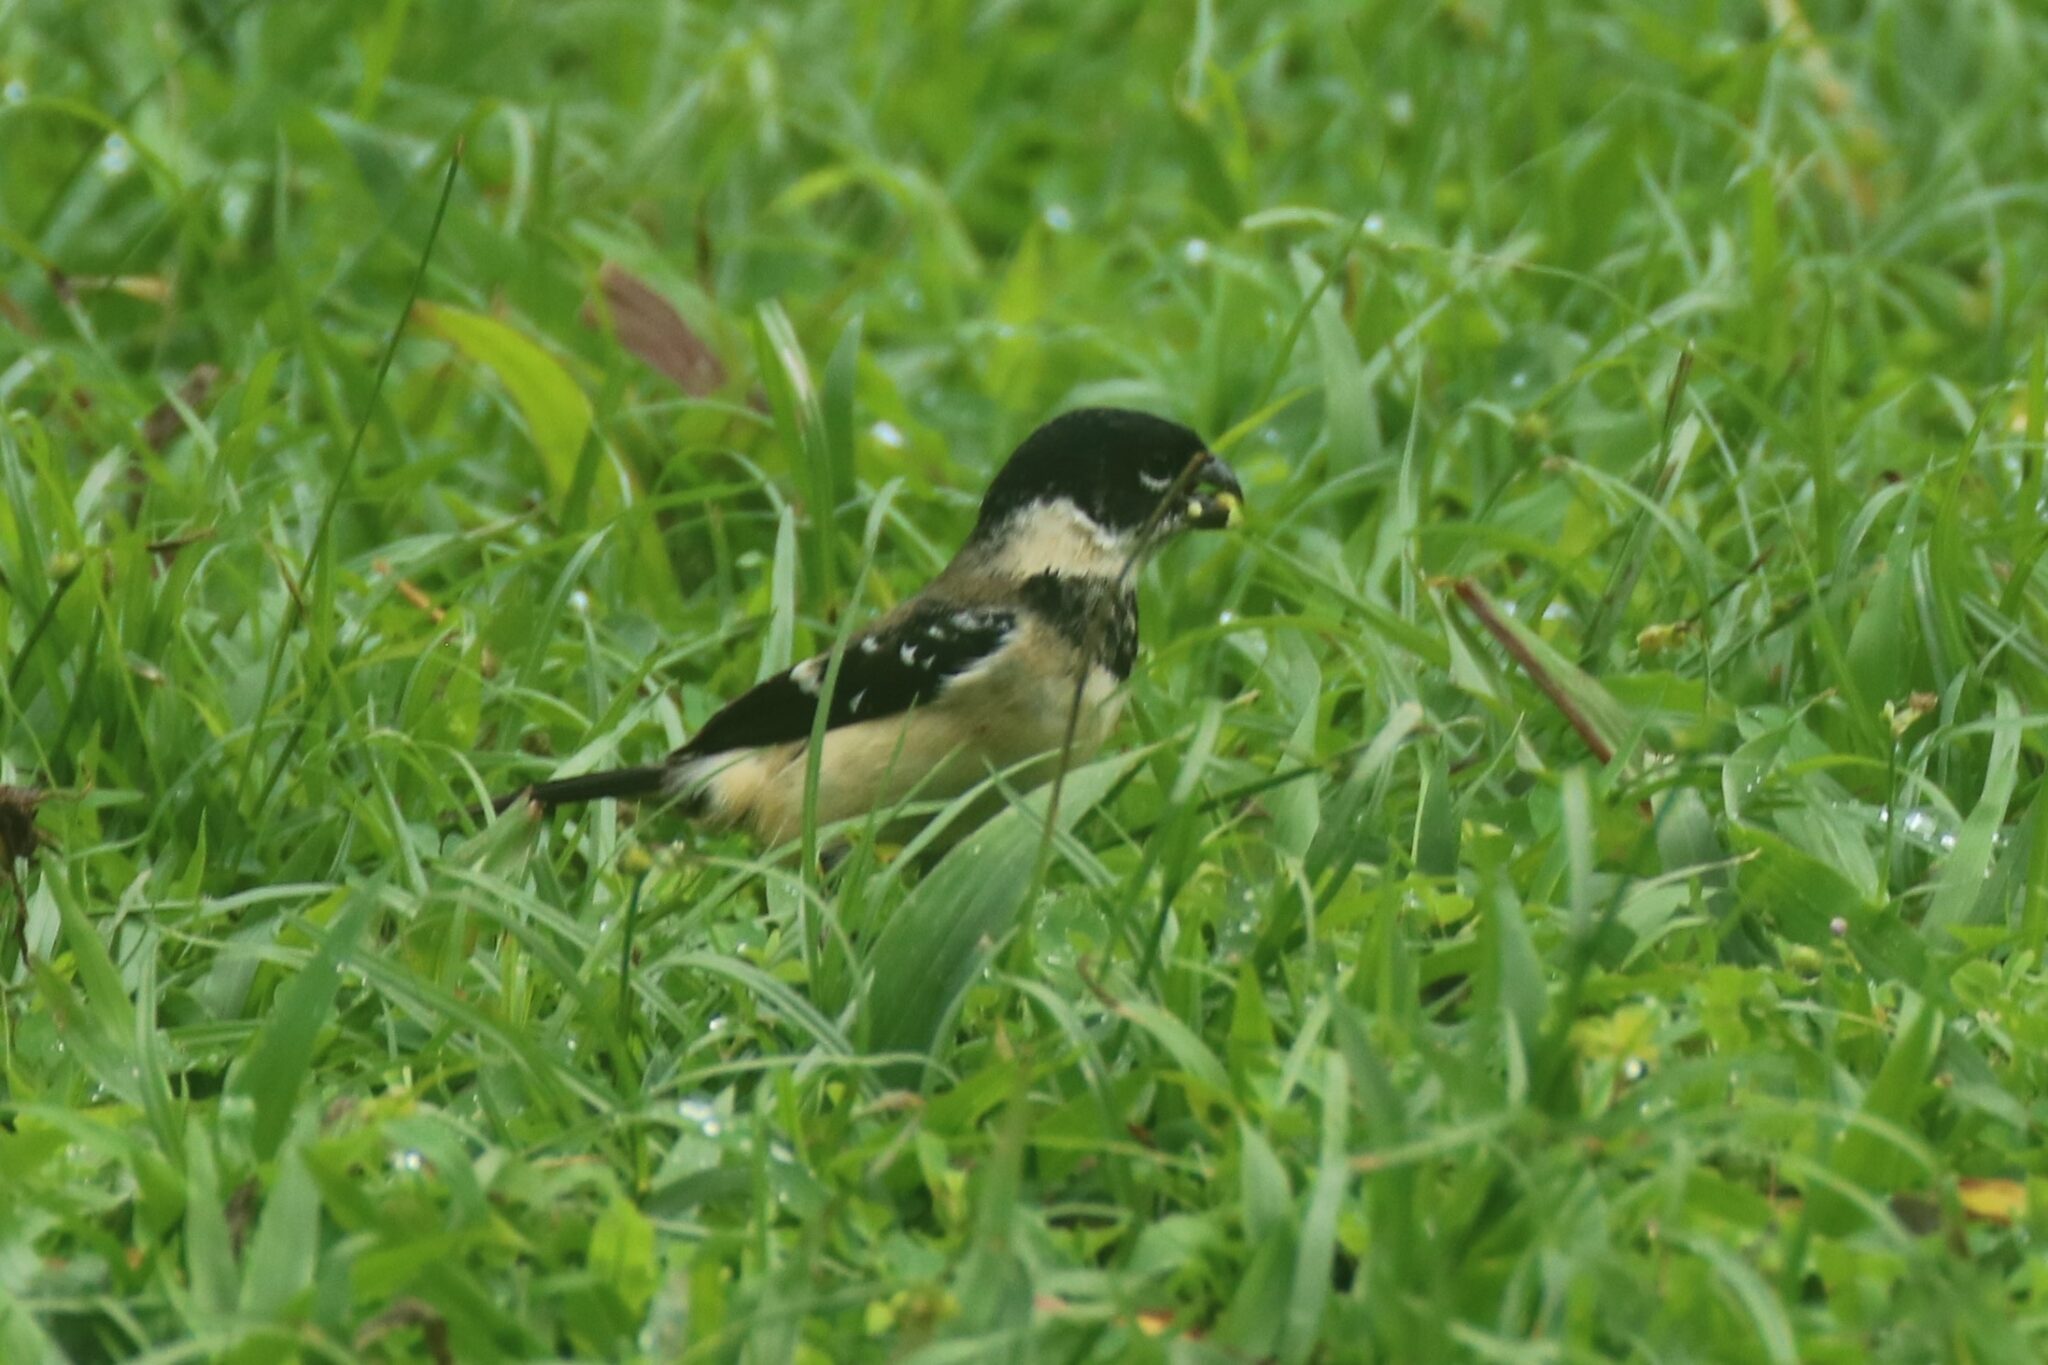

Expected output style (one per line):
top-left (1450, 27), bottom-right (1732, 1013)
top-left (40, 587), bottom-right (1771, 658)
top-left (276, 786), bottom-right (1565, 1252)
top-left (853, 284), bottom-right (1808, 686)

top-left (970, 408), bottom-right (1244, 545)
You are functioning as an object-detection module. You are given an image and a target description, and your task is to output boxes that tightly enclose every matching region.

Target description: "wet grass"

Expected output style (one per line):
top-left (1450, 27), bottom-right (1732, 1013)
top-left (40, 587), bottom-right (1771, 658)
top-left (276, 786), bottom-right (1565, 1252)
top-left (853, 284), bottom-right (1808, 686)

top-left (3, 1), bottom-right (2048, 1360)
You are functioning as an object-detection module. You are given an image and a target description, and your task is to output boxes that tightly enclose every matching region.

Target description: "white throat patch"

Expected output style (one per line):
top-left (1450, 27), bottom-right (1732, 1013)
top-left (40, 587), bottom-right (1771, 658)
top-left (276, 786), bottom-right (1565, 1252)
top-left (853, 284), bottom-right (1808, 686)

top-left (985, 499), bottom-right (1134, 579)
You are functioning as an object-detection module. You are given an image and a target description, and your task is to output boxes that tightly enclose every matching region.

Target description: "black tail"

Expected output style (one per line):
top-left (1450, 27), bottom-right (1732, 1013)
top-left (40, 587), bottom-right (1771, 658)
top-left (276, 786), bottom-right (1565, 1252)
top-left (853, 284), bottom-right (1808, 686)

top-left (492, 764), bottom-right (667, 815)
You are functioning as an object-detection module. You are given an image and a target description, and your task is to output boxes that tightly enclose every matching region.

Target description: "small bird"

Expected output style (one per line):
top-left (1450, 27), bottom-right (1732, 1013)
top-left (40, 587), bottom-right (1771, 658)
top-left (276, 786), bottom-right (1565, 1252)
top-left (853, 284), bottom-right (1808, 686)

top-left (496, 407), bottom-right (1244, 843)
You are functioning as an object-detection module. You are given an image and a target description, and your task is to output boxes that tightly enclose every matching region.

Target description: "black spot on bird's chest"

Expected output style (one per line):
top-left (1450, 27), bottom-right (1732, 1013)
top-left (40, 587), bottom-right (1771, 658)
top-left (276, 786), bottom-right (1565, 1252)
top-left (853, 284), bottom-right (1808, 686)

top-left (1017, 573), bottom-right (1139, 678)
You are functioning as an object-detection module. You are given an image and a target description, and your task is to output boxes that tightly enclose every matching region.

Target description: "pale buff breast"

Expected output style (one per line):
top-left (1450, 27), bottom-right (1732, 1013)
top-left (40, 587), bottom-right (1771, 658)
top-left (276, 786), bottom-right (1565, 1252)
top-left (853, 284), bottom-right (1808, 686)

top-left (676, 618), bottom-right (1125, 845)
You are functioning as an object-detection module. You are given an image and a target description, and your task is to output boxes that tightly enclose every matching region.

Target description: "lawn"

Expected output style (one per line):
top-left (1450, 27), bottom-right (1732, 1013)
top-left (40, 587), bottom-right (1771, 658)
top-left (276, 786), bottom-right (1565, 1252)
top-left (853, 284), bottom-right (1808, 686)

top-left (4, 0), bottom-right (2047, 1360)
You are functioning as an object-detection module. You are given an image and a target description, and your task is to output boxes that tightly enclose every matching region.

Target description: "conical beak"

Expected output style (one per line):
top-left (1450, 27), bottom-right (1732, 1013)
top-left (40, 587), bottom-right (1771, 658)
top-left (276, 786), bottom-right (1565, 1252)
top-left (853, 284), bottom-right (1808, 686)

top-left (1185, 454), bottom-right (1245, 530)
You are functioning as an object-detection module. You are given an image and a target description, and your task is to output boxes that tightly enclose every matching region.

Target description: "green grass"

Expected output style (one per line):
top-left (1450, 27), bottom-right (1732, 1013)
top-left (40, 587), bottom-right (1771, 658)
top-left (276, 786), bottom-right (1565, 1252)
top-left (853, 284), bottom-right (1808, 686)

top-left (4, 0), bottom-right (2048, 1359)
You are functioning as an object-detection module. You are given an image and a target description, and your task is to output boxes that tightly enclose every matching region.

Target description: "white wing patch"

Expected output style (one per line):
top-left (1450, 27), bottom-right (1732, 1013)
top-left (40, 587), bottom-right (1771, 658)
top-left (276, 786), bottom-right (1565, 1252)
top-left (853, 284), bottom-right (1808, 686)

top-left (888, 608), bottom-right (1015, 687)
top-left (676, 602), bottom-right (1022, 761)
top-left (802, 608), bottom-right (1016, 700)
top-left (927, 613), bottom-right (1019, 690)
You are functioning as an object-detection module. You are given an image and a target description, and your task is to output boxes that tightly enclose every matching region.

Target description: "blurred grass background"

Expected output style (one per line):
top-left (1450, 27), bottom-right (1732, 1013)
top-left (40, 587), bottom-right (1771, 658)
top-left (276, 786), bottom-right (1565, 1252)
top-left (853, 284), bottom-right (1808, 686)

top-left (4, 0), bottom-right (2048, 1360)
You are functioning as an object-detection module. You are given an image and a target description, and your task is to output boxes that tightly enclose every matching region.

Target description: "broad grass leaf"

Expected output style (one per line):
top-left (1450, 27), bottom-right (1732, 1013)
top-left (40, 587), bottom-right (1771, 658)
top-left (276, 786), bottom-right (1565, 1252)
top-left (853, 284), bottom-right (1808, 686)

top-left (762, 504), bottom-right (799, 678)
top-left (28, 963), bottom-right (140, 1111)
top-left (985, 227), bottom-right (1049, 405)
top-left (231, 885), bottom-right (377, 1162)
top-left (414, 302), bottom-right (593, 506)
top-left (1728, 826), bottom-right (1866, 946)
top-left (1238, 1120), bottom-right (1292, 1241)
top-left (590, 1196), bottom-right (659, 1319)
top-left (821, 315), bottom-right (861, 515)
top-left (1923, 474), bottom-right (1977, 687)
top-left (862, 753), bottom-right (1139, 1076)
top-left (1227, 961), bottom-right (1276, 1081)
top-left (1842, 511), bottom-right (1915, 722)
top-left (1580, 414), bottom-right (1708, 659)
top-left (238, 1147), bottom-right (320, 1318)
top-left (1923, 689), bottom-right (2022, 939)
top-left (1332, 1000), bottom-right (1405, 1135)
top-left (1655, 787), bottom-right (1766, 963)
top-left (183, 1122), bottom-right (238, 1323)
top-left (1665, 1232), bottom-right (1798, 1365)
top-left (1265, 631), bottom-right (1323, 861)
top-left (1730, 826), bottom-right (1928, 987)
top-left (2025, 789), bottom-right (2048, 952)
top-left (321, 112), bottom-right (414, 215)
top-left (1216, 1227), bottom-right (1295, 1356)
top-left (1412, 746), bottom-right (1459, 878)
top-left (1173, 106), bottom-right (1245, 227)
top-left (650, 950), bottom-right (852, 1060)
top-left (1808, 994), bottom-right (1943, 1236)
top-left (0, 1282), bottom-right (63, 1365)
top-left (1129, 1212), bottom-right (1223, 1279)
top-left (754, 301), bottom-right (841, 604)
top-left (53, 875), bottom-right (134, 1044)
top-left (1562, 766), bottom-right (1595, 923)
top-left (1480, 872), bottom-right (1545, 1067)
top-left (132, 956), bottom-right (185, 1166)
top-left (1293, 249), bottom-right (1377, 474)
top-left (1116, 996), bottom-right (1229, 1098)
top-left (1266, 700), bottom-right (1423, 967)
top-left (1280, 1052), bottom-right (1349, 1364)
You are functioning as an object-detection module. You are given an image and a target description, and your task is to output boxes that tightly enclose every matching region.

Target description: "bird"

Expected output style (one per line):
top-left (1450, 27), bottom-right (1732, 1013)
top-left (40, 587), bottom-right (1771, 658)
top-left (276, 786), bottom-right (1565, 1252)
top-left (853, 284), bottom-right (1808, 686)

top-left (494, 407), bottom-right (1244, 844)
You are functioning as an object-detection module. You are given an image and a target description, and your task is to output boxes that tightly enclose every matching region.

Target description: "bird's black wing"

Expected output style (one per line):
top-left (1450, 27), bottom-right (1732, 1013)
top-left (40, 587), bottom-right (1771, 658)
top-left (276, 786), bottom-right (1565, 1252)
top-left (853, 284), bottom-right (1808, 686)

top-left (672, 601), bottom-right (1018, 759)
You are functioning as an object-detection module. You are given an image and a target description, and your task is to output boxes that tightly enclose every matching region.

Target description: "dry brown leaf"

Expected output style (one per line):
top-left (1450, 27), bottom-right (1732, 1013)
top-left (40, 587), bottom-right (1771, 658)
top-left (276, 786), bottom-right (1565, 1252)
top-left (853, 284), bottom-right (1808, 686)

top-left (1134, 1309), bottom-right (1174, 1337)
top-left (0, 290), bottom-right (35, 338)
top-left (1958, 1177), bottom-right (2027, 1226)
top-left (592, 261), bottom-right (727, 396)
top-left (143, 363), bottom-right (221, 451)
top-left (0, 786), bottom-right (52, 868)
top-left (68, 275), bottom-right (174, 304)
top-left (146, 527), bottom-right (218, 561)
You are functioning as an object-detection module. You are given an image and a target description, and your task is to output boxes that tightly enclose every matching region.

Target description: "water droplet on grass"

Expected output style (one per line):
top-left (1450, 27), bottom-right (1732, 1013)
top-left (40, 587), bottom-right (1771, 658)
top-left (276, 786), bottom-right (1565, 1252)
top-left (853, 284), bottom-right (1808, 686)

top-left (98, 133), bottom-right (133, 176)
top-left (678, 1096), bottom-right (723, 1137)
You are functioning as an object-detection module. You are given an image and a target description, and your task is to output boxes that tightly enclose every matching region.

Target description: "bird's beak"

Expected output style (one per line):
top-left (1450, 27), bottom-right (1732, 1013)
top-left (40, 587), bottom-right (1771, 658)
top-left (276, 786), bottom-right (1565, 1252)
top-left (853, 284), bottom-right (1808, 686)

top-left (1184, 454), bottom-right (1245, 530)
